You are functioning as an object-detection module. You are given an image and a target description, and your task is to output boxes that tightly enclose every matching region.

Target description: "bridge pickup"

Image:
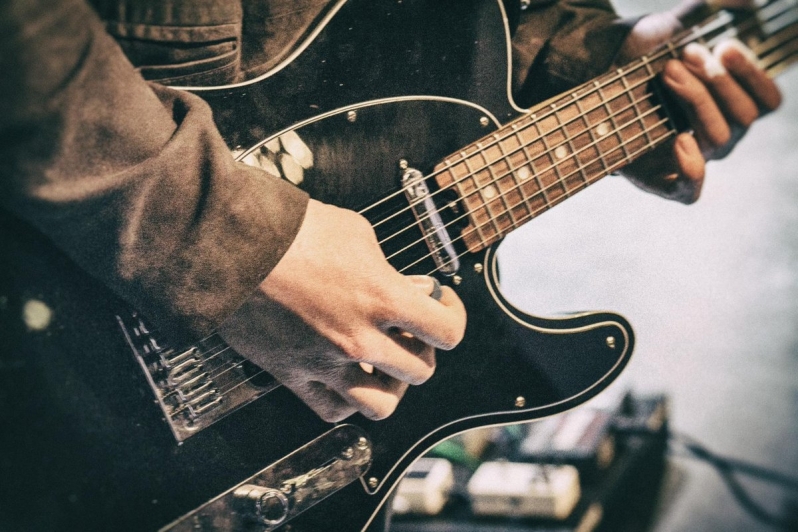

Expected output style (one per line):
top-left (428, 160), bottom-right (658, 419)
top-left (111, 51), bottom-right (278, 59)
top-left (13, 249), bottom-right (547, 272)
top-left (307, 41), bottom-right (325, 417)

top-left (402, 167), bottom-right (460, 276)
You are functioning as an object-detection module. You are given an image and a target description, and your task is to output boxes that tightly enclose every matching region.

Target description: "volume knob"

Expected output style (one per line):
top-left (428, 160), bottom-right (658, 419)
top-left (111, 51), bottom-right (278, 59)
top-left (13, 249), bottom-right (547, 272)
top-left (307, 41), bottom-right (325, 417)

top-left (233, 485), bottom-right (290, 526)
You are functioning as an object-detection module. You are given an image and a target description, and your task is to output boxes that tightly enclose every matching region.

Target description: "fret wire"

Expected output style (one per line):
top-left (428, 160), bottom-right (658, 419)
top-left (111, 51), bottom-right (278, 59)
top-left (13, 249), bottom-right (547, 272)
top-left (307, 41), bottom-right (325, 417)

top-left (620, 71), bottom-right (655, 154)
top-left (576, 93), bottom-right (610, 174)
top-left (545, 105), bottom-right (572, 198)
top-left (484, 135), bottom-right (521, 229)
top-left (385, 91), bottom-right (665, 263)
top-left (399, 112), bottom-right (674, 273)
top-left (521, 120), bottom-right (553, 209)
top-left (567, 94), bottom-right (592, 187)
top-left (496, 130), bottom-right (534, 220)
top-left (418, 126), bottom-right (678, 276)
top-left (574, 93), bottom-right (607, 181)
top-left (461, 150), bottom-right (496, 246)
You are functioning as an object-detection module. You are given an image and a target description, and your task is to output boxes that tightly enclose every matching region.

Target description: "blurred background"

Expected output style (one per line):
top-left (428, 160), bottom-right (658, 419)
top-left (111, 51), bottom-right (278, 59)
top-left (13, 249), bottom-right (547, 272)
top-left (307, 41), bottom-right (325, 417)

top-left (395, 1), bottom-right (798, 530)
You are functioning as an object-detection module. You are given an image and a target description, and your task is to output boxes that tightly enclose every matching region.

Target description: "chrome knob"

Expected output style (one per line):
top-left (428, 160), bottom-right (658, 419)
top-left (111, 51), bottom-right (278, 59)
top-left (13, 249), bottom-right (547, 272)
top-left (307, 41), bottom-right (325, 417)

top-left (233, 485), bottom-right (290, 526)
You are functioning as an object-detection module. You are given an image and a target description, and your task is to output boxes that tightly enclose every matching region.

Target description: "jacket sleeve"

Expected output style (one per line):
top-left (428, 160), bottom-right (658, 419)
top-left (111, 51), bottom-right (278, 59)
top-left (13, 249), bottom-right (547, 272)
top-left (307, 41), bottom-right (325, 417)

top-left (511, 0), bottom-right (638, 107)
top-left (0, 0), bottom-right (309, 344)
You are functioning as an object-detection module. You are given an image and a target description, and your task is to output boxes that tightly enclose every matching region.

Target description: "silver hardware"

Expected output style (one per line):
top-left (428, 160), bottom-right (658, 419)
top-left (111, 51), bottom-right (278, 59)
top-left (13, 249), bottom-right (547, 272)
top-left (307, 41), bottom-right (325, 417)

top-left (402, 168), bottom-right (460, 276)
top-left (341, 447), bottom-right (355, 460)
top-left (398, 159), bottom-right (409, 170)
top-left (515, 396), bottom-right (526, 408)
top-left (453, 275), bottom-right (462, 286)
top-left (117, 313), bottom-right (280, 443)
top-left (233, 486), bottom-right (290, 527)
top-left (606, 336), bottom-right (616, 349)
top-left (347, 110), bottom-right (357, 122)
top-left (474, 263), bottom-right (483, 274)
top-left (368, 477), bottom-right (379, 489)
top-left (162, 426), bottom-right (373, 531)
top-left (479, 116), bottom-right (490, 127)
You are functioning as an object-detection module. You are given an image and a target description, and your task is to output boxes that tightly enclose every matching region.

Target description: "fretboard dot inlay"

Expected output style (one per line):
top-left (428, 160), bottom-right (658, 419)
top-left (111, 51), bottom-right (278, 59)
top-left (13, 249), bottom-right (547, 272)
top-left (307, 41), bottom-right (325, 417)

top-left (554, 146), bottom-right (569, 159)
top-left (596, 122), bottom-right (611, 136)
top-left (483, 185), bottom-right (497, 199)
top-left (517, 166), bottom-right (532, 180)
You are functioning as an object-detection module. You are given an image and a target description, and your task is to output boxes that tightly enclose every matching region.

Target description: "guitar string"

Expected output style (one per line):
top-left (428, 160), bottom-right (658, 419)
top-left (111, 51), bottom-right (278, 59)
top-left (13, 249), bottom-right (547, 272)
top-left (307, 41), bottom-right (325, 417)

top-left (359, 6), bottom-right (786, 234)
top-left (166, 120), bottom-right (677, 419)
top-left (405, 16), bottom-right (798, 277)
top-left (405, 117), bottom-right (676, 274)
top-left (374, 10), bottom-right (789, 249)
top-left (357, 10), bottom-right (755, 226)
top-left (411, 24), bottom-right (798, 276)
top-left (368, 37), bottom-right (715, 246)
top-left (383, 95), bottom-right (665, 264)
top-left (374, 13), bottom-right (793, 257)
top-left (167, 7), bottom-right (796, 413)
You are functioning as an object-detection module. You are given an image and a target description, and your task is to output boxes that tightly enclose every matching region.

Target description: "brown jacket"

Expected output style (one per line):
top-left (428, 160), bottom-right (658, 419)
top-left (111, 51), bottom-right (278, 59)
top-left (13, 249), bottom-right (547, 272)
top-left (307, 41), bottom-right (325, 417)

top-left (0, 0), bottom-right (631, 343)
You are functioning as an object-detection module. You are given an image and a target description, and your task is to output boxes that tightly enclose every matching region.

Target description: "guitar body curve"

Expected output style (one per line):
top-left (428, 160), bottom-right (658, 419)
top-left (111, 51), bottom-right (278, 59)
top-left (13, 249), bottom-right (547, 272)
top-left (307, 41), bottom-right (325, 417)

top-left (0, 1), bottom-right (634, 531)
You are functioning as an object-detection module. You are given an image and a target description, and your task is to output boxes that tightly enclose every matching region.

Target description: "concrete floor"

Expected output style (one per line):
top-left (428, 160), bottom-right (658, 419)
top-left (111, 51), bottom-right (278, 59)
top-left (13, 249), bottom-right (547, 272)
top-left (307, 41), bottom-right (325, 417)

top-left (497, 2), bottom-right (798, 529)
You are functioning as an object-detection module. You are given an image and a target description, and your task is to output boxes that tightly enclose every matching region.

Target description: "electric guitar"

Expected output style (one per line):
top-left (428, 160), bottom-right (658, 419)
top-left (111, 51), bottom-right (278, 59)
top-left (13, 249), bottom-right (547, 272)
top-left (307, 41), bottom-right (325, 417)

top-left (1, 1), bottom-right (795, 531)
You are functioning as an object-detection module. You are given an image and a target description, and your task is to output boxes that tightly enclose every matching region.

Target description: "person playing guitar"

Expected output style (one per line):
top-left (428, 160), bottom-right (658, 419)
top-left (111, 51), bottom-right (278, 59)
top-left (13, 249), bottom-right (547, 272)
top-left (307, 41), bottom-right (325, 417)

top-left (0, 0), bottom-right (787, 530)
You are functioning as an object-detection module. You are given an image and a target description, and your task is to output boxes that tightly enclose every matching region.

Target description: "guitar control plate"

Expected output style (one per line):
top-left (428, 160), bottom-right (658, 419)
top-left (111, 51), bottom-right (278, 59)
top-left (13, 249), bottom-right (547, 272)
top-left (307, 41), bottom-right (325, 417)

top-left (161, 425), bottom-right (372, 531)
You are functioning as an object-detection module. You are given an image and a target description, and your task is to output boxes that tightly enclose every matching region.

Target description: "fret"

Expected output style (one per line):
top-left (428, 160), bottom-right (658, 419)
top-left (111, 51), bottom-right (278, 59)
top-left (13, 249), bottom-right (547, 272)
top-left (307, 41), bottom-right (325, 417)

top-left (494, 132), bottom-right (533, 222)
top-left (477, 141), bottom-right (519, 231)
top-left (575, 95), bottom-right (611, 183)
top-left (513, 122), bottom-right (549, 215)
top-left (597, 81), bottom-right (632, 165)
top-left (621, 71), bottom-right (656, 153)
top-left (666, 40), bottom-right (680, 59)
top-left (461, 149), bottom-right (498, 247)
top-left (536, 108), bottom-right (571, 203)
top-left (553, 101), bottom-right (589, 192)
top-left (527, 118), bottom-right (556, 208)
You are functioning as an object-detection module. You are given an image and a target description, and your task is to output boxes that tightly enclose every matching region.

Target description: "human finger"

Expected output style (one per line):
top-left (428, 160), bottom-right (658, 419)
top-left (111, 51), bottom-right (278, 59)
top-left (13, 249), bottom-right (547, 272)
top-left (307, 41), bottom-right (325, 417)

top-left (662, 58), bottom-right (732, 155)
top-left (384, 277), bottom-right (466, 351)
top-left (682, 43), bottom-right (760, 130)
top-left (354, 327), bottom-right (437, 385)
top-left (671, 133), bottom-right (706, 204)
top-left (715, 39), bottom-right (782, 113)
top-left (295, 381), bottom-right (359, 423)
top-left (332, 365), bottom-right (410, 420)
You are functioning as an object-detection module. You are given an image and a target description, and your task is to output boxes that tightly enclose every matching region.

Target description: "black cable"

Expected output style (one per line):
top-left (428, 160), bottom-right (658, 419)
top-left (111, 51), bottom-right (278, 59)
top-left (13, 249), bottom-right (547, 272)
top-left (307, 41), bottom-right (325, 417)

top-left (668, 431), bottom-right (798, 530)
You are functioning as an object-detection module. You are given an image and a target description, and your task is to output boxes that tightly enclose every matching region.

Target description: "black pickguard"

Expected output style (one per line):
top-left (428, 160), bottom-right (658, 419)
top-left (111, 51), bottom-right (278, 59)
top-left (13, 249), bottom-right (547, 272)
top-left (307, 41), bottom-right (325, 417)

top-left (0, 1), bottom-right (634, 531)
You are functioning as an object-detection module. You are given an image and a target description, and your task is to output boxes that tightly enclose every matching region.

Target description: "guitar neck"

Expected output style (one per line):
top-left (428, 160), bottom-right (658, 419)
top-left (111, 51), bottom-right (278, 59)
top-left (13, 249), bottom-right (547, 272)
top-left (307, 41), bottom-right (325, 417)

top-left (436, 2), bottom-right (798, 254)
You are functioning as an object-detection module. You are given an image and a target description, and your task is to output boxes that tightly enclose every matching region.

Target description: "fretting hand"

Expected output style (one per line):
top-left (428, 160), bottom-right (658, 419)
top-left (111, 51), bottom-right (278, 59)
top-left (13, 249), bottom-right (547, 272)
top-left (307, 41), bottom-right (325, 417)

top-left (219, 199), bottom-right (466, 422)
top-left (617, 0), bottom-right (782, 203)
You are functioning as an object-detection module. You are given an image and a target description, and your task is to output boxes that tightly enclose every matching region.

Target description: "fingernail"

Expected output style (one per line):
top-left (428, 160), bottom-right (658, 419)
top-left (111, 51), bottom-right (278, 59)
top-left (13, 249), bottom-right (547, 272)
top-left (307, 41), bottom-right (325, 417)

top-left (683, 43), bottom-right (726, 78)
top-left (408, 275), bottom-right (442, 300)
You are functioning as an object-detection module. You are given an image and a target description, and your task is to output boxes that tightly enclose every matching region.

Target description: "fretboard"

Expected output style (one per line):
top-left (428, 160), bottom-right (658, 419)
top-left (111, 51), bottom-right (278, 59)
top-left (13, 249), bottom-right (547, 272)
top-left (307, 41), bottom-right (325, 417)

top-left (435, 1), bottom-right (798, 253)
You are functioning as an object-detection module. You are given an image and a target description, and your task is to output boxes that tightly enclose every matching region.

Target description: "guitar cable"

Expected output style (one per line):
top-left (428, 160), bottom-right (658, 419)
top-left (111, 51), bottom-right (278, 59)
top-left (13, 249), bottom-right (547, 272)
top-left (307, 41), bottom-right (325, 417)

top-left (664, 430), bottom-right (798, 530)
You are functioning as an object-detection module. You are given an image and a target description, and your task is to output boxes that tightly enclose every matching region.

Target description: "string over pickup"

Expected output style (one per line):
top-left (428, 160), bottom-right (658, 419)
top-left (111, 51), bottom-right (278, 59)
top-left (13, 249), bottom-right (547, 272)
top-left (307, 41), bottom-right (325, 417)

top-left (402, 167), bottom-right (460, 276)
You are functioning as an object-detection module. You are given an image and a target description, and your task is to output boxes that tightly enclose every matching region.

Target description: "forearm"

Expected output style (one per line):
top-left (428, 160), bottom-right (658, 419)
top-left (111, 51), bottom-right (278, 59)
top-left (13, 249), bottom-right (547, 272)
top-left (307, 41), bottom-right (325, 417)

top-left (0, 0), bottom-right (308, 343)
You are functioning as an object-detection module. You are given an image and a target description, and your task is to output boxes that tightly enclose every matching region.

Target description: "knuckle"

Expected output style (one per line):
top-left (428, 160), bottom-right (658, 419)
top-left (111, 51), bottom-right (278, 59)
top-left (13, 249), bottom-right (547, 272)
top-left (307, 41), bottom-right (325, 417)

top-left (364, 398), bottom-right (399, 421)
top-left (318, 404), bottom-right (353, 423)
top-left (332, 332), bottom-right (371, 364)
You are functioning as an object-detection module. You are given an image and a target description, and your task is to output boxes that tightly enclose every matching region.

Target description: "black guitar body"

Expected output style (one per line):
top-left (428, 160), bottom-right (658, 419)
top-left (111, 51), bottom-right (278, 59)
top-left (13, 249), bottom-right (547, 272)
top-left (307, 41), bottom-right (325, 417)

top-left (0, 1), bottom-right (634, 531)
